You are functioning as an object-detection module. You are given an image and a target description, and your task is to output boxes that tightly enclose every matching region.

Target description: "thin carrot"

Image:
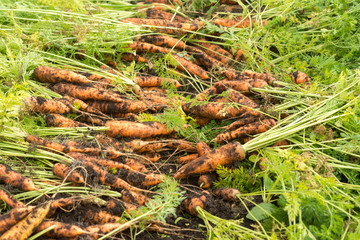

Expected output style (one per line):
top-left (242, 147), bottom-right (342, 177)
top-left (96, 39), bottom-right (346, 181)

top-left (121, 53), bottom-right (148, 63)
top-left (76, 114), bottom-right (106, 126)
top-left (85, 208), bottom-right (122, 224)
top-left (195, 39), bottom-right (233, 64)
top-left (224, 116), bottom-right (264, 131)
top-left (168, 54), bottom-right (210, 80)
top-left (35, 220), bottom-right (86, 238)
top-left (85, 222), bottom-right (128, 239)
top-left (126, 171), bottom-right (165, 187)
top-left (86, 100), bottom-right (149, 114)
top-left (186, 46), bottom-right (223, 70)
top-left (0, 188), bottom-right (25, 208)
top-left (105, 120), bottom-right (174, 139)
top-left (52, 82), bottom-right (125, 103)
top-left (121, 189), bottom-right (150, 206)
top-left (26, 96), bottom-right (72, 114)
top-left (221, 69), bottom-right (252, 81)
top-left (62, 95), bottom-right (107, 116)
top-left (48, 198), bottom-right (78, 217)
top-left (242, 70), bottom-right (278, 85)
top-left (181, 102), bottom-right (246, 120)
top-left (144, 0), bottom-right (181, 5)
top-left (291, 71), bottom-right (311, 85)
top-left (0, 201), bottom-right (51, 240)
top-left (107, 198), bottom-right (138, 215)
top-left (141, 90), bottom-right (171, 105)
top-left (145, 8), bottom-right (187, 23)
top-left (34, 66), bottom-right (91, 85)
top-left (177, 153), bottom-right (199, 164)
top-left (0, 163), bottom-right (36, 191)
top-left (174, 142), bottom-right (245, 179)
top-left (137, 35), bottom-right (187, 50)
top-left (52, 163), bottom-right (84, 184)
top-left (198, 173), bottom-right (217, 189)
top-left (213, 188), bottom-right (241, 201)
top-left (183, 194), bottom-right (207, 216)
top-left (134, 75), bottom-right (181, 88)
top-left (128, 41), bottom-right (174, 54)
top-left (214, 118), bottom-right (277, 143)
top-left (124, 159), bottom-right (149, 173)
top-left (45, 114), bottom-right (88, 128)
top-left (213, 18), bottom-right (258, 28)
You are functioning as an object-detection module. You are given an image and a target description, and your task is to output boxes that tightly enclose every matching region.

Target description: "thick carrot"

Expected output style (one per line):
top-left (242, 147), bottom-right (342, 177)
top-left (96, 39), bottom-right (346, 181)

top-left (291, 71), bottom-right (311, 85)
top-left (85, 208), bottom-right (121, 224)
top-left (0, 201), bottom-right (51, 240)
top-left (224, 116), bottom-right (264, 131)
top-left (242, 70), bottom-right (278, 85)
top-left (195, 116), bottom-right (211, 126)
top-left (137, 35), bottom-right (187, 50)
top-left (52, 82), bottom-right (125, 103)
top-left (213, 18), bottom-right (258, 28)
top-left (126, 171), bottom-right (165, 187)
top-left (186, 46), bottom-right (224, 70)
top-left (105, 120), bottom-right (173, 139)
top-left (234, 48), bottom-right (246, 61)
top-left (168, 54), bottom-right (210, 80)
top-left (195, 40), bottom-right (233, 65)
top-left (121, 53), bottom-right (148, 63)
top-left (134, 75), bottom-right (181, 88)
top-left (25, 135), bottom-right (68, 153)
top-left (52, 163), bottom-right (84, 184)
top-left (141, 90), bottom-right (171, 105)
top-left (62, 95), bottom-right (107, 116)
top-left (145, 8), bottom-right (187, 23)
top-left (221, 69), bottom-right (252, 81)
top-left (45, 114), bottom-right (88, 128)
top-left (227, 89), bottom-right (260, 108)
top-left (213, 188), bottom-right (241, 201)
top-left (214, 118), bottom-right (277, 143)
top-left (177, 153), bottom-right (199, 164)
top-left (183, 195), bottom-right (207, 216)
top-left (0, 188), bottom-right (25, 208)
top-left (34, 66), bottom-right (91, 85)
top-left (0, 164), bottom-right (36, 191)
top-left (196, 141), bottom-right (211, 156)
top-left (107, 198), bottom-right (138, 215)
top-left (35, 220), bottom-right (86, 238)
top-left (76, 114), bottom-right (106, 126)
top-left (121, 189), bottom-right (150, 206)
top-left (0, 206), bottom-right (35, 234)
top-left (174, 142), bottom-right (245, 179)
top-left (86, 100), bottom-right (149, 114)
top-left (26, 96), bottom-right (72, 114)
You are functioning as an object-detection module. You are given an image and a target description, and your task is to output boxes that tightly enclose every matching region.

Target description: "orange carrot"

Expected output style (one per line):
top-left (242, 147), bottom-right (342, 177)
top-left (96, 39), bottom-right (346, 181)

top-left (224, 116), bottom-right (264, 131)
top-left (128, 41), bottom-right (174, 54)
top-left (85, 208), bottom-right (121, 224)
top-left (196, 141), bottom-right (211, 156)
top-left (168, 54), bottom-right (210, 80)
top-left (85, 223), bottom-right (128, 239)
top-left (0, 206), bottom-right (35, 235)
top-left (35, 220), bottom-right (86, 238)
top-left (45, 114), bottom-right (88, 128)
top-left (26, 96), bottom-right (72, 114)
top-left (242, 70), bottom-right (278, 85)
top-left (145, 8), bottom-right (187, 23)
top-left (137, 35), bottom-right (187, 50)
top-left (174, 142), bottom-right (245, 179)
top-left (221, 69), bottom-right (252, 81)
top-left (107, 198), bottom-right (138, 215)
top-left (105, 120), bottom-right (173, 139)
top-left (198, 173), bottom-right (217, 189)
top-left (62, 95), bottom-right (107, 116)
top-left (121, 189), bottom-right (150, 206)
top-left (144, 152), bottom-right (161, 162)
top-left (34, 66), bottom-right (91, 85)
top-left (183, 194), bottom-right (207, 216)
top-left (181, 102), bottom-right (247, 120)
top-left (75, 114), bottom-right (106, 126)
top-left (0, 188), bottom-right (25, 208)
top-left (121, 53), bottom-right (149, 63)
top-left (291, 71), bottom-right (311, 85)
top-left (234, 48), bottom-right (246, 61)
top-left (213, 188), bottom-right (241, 201)
top-left (48, 198), bottom-right (78, 217)
top-left (0, 164), bottom-right (36, 191)
top-left (86, 100), bottom-right (149, 114)
top-left (195, 40), bottom-right (233, 64)
top-left (126, 171), bottom-right (165, 187)
top-left (214, 118), bottom-right (277, 143)
top-left (134, 75), bottom-right (181, 88)
top-left (194, 116), bottom-right (211, 126)
top-left (186, 46), bottom-right (224, 70)
top-left (52, 82), bottom-right (125, 103)
top-left (144, 0), bottom-right (181, 5)
top-left (123, 159), bottom-right (148, 173)
top-left (177, 153), bottom-right (199, 164)
top-left (52, 163), bottom-right (84, 184)
top-left (213, 18), bottom-right (258, 28)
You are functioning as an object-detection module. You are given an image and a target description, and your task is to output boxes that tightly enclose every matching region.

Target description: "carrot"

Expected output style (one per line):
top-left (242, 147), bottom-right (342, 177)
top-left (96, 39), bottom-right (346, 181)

top-left (221, 69), bottom-right (252, 81)
top-left (25, 135), bottom-right (68, 153)
top-left (85, 208), bottom-right (121, 224)
top-left (45, 114), bottom-right (88, 128)
top-left (137, 35), bottom-right (187, 50)
top-left (194, 116), bottom-right (211, 126)
top-left (213, 188), bottom-right (241, 201)
top-left (62, 95), bottom-right (107, 116)
top-left (52, 163), bottom-right (84, 184)
top-left (86, 100), bottom-right (149, 114)
top-left (198, 173), bottom-right (217, 189)
top-left (214, 118), bottom-right (277, 143)
top-left (181, 102), bottom-right (246, 120)
top-left (75, 114), bottom-right (106, 126)
top-left (0, 201), bottom-right (51, 240)
top-left (196, 141), bottom-right (211, 156)
top-left (183, 194), bottom-right (207, 216)
top-left (107, 198), bottom-right (138, 215)
top-left (213, 18), bottom-right (258, 28)
top-left (291, 71), bottom-right (311, 85)
top-left (0, 188), bottom-right (25, 208)
top-left (242, 70), bottom-right (278, 85)
top-left (0, 206), bottom-right (35, 234)
top-left (26, 96), bottom-right (73, 114)
top-left (174, 142), bottom-right (245, 179)
top-left (78, 70), bottom-right (112, 85)
top-left (219, 0), bottom-right (238, 4)
top-left (52, 82), bottom-right (125, 103)
top-left (0, 164), bottom-right (36, 191)
top-left (105, 120), bottom-right (173, 139)
top-left (141, 90), bottom-right (171, 105)
top-left (222, 79), bottom-right (268, 91)
top-left (234, 48), bottom-right (246, 61)
top-left (124, 159), bottom-right (149, 173)
top-left (121, 189), bottom-right (150, 206)
top-left (134, 75), bottom-right (181, 88)
top-left (145, 8), bottom-right (187, 23)
top-left (272, 139), bottom-right (289, 147)
top-left (227, 89), bottom-right (260, 109)
top-left (186, 46), bottom-right (224, 70)
top-left (137, 2), bottom-right (175, 10)
top-left (126, 171), bottom-right (165, 187)
top-left (257, 158), bottom-right (267, 171)
top-left (177, 153), bottom-right (199, 164)
top-left (144, 152), bottom-right (161, 162)
top-left (168, 54), bottom-right (209, 80)
top-left (224, 116), bottom-right (264, 131)
top-left (35, 220), bottom-right (86, 238)
top-left (144, 0), bottom-right (181, 5)
top-left (128, 41), bottom-right (174, 54)
top-left (121, 53), bottom-right (149, 63)
top-left (121, 18), bottom-right (202, 35)
top-left (195, 40), bottom-right (233, 65)
top-left (85, 223), bottom-right (128, 239)
top-left (34, 66), bottom-right (91, 85)
top-left (48, 197), bottom-right (78, 217)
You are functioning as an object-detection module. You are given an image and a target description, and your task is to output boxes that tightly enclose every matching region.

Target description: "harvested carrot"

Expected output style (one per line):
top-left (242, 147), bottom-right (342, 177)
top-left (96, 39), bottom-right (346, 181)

top-left (214, 118), bottom-right (277, 143)
top-left (128, 41), bottom-right (174, 54)
top-left (48, 198), bottom-right (78, 217)
top-left (124, 159), bottom-right (148, 173)
top-left (105, 120), bottom-right (173, 139)
top-left (272, 139), bottom-right (289, 147)
top-left (242, 70), bottom-right (278, 85)
top-left (62, 95), bottom-right (107, 116)
top-left (145, 8), bottom-right (187, 23)
top-left (196, 141), bottom-right (211, 156)
top-left (52, 163), bottom-right (84, 184)
top-left (177, 153), bottom-right (199, 164)
top-left (144, 0), bottom-right (181, 5)
top-left (257, 158), bottom-right (267, 171)
top-left (183, 194), bottom-right (207, 216)
top-left (187, 46), bottom-right (224, 70)
top-left (234, 48), bottom-right (246, 61)
top-left (26, 96), bottom-right (72, 114)
top-left (45, 114), bottom-right (88, 128)
top-left (227, 89), bottom-right (260, 109)
top-left (213, 188), bottom-right (241, 201)
top-left (134, 75), bottom-right (181, 88)
top-left (219, 0), bottom-right (238, 4)
top-left (0, 201), bottom-right (51, 240)
top-left (86, 100), bottom-right (149, 114)
top-left (76, 114), bottom-right (106, 126)
top-left (0, 206), bottom-right (35, 235)
top-left (141, 90), bottom-right (171, 105)
top-left (122, 189), bottom-right (150, 206)
top-left (195, 116), bottom-right (211, 126)
top-left (121, 53), bottom-right (148, 63)
top-left (221, 69), bottom-right (252, 81)
top-left (126, 171), bottom-right (165, 187)
top-left (107, 198), bottom-right (138, 215)
top-left (0, 188), bottom-right (25, 208)
top-left (195, 40), bottom-right (233, 65)
top-left (34, 66), bottom-right (91, 85)
top-left (52, 82), bottom-right (125, 103)
top-left (222, 79), bottom-right (268, 91)
top-left (137, 2), bottom-right (175, 10)
top-left (198, 173), bottom-right (217, 189)
top-left (35, 220), bottom-right (86, 238)
top-left (85, 223), bottom-right (128, 239)
top-left (224, 116), bottom-right (264, 131)
top-left (85, 208), bottom-right (121, 224)
top-left (291, 71), bottom-right (311, 85)
top-left (144, 152), bottom-right (161, 162)
top-left (174, 142), bottom-right (245, 179)
top-left (0, 163), bottom-right (36, 191)
top-left (137, 35), bottom-right (186, 50)
top-left (182, 102), bottom-right (247, 120)
top-left (213, 18), bottom-right (258, 28)
top-left (168, 54), bottom-right (209, 80)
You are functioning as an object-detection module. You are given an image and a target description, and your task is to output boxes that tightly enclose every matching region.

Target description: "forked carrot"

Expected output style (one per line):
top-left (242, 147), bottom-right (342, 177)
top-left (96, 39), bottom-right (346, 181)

top-left (0, 163), bottom-right (36, 191)
top-left (196, 141), bottom-right (211, 156)
top-left (177, 153), bottom-right (199, 164)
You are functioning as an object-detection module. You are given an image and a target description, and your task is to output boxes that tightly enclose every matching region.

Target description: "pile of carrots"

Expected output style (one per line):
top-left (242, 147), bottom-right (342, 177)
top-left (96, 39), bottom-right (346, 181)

top-left (0, 0), bottom-right (313, 239)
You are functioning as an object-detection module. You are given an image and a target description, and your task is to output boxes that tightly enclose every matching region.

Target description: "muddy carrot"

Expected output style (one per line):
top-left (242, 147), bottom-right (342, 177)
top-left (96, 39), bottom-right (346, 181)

top-left (76, 114), bottom-right (106, 126)
top-left (34, 66), bottom-right (91, 85)
top-left (123, 159), bottom-right (148, 173)
top-left (195, 40), bottom-right (233, 65)
top-left (121, 53), bottom-right (148, 63)
top-left (291, 71), bottom-right (311, 85)
top-left (144, 152), bottom-right (161, 162)
top-left (128, 41), bottom-right (174, 54)
top-left (45, 114), bottom-right (88, 128)
top-left (52, 163), bottom-right (84, 184)
top-left (198, 173), bottom-right (217, 189)
top-left (134, 75), bottom-right (181, 88)
top-left (174, 142), bottom-right (245, 179)
top-left (85, 223), bottom-right (128, 239)
top-left (224, 116), bottom-right (264, 131)
top-left (48, 198), bottom-right (78, 217)
top-left (181, 102), bottom-right (246, 120)
top-left (242, 70), bottom-right (278, 85)
top-left (221, 69), bottom-right (252, 81)
top-left (26, 96), bottom-right (72, 114)
top-left (196, 141), bottom-right (211, 156)
top-left (121, 189), bottom-right (150, 206)
top-left (234, 48), bottom-right (246, 61)
top-left (105, 120), bottom-right (173, 139)
top-left (168, 54), bottom-right (209, 80)
top-left (126, 171), bottom-right (165, 187)
top-left (0, 206), bottom-right (35, 234)
top-left (86, 100), bottom-right (149, 114)
top-left (62, 96), bottom-right (107, 116)
top-left (214, 118), bottom-right (277, 143)
top-left (186, 46), bottom-right (224, 70)
top-left (144, 0), bottom-right (181, 5)
top-left (227, 89), bottom-right (260, 109)
top-left (137, 35), bottom-right (187, 50)
top-left (107, 198), bottom-right (138, 215)
top-left (183, 194), bottom-right (208, 216)
top-left (213, 188), bottom-right (241, 201)
top-left (177, 153), bottom-right (199, 164)
top-left (0, 164), bottom-right (36, 191)
top-left (52, 82), bottom-right (125, 103)
top-left (35, 220), bottom-right (86, 238)
top-left (0, 188), bottom-right (25, 208)
top-left (85, 208), bottom-right (121, 224)
top-left (213, 18), bottom-right (258, 28)
top-left (145, 8), bottom-right (187, 22)
top-left (222, 79), bottom-right (268, 91)
top-left (0, 201), bottom-right (51, 240)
